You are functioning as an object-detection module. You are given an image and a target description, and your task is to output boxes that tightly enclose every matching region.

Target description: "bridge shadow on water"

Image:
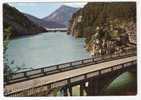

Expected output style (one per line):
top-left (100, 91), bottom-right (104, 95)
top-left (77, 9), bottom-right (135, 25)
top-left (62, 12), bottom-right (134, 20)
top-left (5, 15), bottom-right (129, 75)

top-left (102, 68), bottom-right (137, 95)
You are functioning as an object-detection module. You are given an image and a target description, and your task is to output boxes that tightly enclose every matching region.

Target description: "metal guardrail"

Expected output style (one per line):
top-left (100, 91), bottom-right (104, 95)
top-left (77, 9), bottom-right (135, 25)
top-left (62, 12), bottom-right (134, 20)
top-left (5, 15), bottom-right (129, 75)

top-left (4, 49), bottom-right (137, 84)
top-left (5, 59), bottom-right (137, 96)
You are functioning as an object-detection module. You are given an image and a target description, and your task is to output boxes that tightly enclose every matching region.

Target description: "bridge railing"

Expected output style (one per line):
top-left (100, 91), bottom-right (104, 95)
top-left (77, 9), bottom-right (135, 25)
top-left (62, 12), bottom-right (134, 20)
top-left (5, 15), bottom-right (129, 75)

top-left (4, 49), bottom-right (136, 84)
top-left (5, 59), bottom-right (137, 96)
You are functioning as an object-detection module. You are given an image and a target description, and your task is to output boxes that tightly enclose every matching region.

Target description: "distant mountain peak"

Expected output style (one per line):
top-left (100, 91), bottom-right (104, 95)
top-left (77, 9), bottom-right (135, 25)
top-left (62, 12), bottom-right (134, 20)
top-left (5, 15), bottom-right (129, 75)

top-left (59, 5), bottom-right (77, 9)
top-left (60, 5), bottom-right (69, 8)
top-left (43, 5), bottom-right (79, 27)
top-left (25, 13), bottom-right (66, 28)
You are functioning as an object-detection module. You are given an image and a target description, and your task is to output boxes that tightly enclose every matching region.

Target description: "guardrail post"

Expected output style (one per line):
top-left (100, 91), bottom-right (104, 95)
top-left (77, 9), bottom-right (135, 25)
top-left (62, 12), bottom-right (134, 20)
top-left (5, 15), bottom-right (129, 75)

top-left (70, 62), bottom-right (72, 67)
top-left (101, 55), bottom-right (104, 60)
top-left (41, 68), bottom-right (45, 75)
top-left (81, 60), bottom-right (84, 64)
top-left (111, 66), bottom-right (114, 72)
top-left (56, 65), bottom-right (59, 70)
top-left (99, 70), bottom-right (101, 76)
top-left (92, 57), bottom-right (95, 62)
top-left (24, 72), bottom-right (28, 78)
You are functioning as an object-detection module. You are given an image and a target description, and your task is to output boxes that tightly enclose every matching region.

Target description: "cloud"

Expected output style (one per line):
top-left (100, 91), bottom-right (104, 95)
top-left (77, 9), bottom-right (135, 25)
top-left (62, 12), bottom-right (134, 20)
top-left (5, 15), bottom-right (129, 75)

top-left (62, 2), bottom-right (87, 8)
top-left (8, 3), bottom-right (46, 7)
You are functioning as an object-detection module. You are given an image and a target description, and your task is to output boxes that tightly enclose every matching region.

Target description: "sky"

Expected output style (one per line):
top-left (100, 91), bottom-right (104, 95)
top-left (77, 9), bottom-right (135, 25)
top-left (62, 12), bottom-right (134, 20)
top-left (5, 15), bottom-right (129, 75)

top-left (8, 2), bottom-right (87, 19)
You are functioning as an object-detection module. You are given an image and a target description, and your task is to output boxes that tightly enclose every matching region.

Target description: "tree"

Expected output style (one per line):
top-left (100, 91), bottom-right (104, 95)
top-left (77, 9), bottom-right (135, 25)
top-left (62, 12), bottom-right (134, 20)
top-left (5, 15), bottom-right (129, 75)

top-left (3, 26), bottom-right (13, 82)
top-left (3, 26), bottom-right (34, 83)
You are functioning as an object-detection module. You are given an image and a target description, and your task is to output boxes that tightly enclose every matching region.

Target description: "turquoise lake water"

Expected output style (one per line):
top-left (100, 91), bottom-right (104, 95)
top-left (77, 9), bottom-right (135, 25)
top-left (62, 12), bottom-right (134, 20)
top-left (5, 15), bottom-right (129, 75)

top-left (6, 32), bottom-right (91, 71)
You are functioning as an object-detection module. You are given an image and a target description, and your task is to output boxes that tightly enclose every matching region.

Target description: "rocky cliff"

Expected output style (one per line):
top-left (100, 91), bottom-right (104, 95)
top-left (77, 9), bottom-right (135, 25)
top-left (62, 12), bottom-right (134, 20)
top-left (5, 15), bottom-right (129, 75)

top-left (3, 4), bottom-right (46, 39)
top-left (68, 2), bottom-right (136, 55)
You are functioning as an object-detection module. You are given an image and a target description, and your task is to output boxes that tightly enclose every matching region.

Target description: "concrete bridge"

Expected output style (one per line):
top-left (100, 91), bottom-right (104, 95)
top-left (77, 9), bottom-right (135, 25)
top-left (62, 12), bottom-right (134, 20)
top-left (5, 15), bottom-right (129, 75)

top-left (45, 28), bottom-right (67, 32)
top-left (4, 50), bottom-right (137, 96)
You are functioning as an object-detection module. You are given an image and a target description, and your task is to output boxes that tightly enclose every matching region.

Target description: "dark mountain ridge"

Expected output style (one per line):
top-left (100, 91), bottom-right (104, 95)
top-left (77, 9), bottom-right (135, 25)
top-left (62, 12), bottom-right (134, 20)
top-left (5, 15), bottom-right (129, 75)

top-left (3, 4), bottom-right (46, 39)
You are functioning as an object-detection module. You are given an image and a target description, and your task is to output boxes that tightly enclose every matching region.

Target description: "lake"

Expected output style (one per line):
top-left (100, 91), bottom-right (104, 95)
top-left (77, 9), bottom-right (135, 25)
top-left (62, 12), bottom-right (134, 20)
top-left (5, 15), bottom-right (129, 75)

top-left (5, 32), bottom-right (91, 71)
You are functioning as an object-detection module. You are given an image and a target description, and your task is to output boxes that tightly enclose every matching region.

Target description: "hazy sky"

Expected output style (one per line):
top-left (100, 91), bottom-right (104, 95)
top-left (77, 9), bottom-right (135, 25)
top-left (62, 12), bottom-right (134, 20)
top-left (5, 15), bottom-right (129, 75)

top-left (9, 2), bottom-right (87, 19)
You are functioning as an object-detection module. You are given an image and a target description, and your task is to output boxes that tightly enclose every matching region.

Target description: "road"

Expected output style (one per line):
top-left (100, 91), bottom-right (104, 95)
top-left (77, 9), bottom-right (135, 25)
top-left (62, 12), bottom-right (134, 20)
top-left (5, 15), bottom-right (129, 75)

top-left (5, 56), bottom-right (136, 94)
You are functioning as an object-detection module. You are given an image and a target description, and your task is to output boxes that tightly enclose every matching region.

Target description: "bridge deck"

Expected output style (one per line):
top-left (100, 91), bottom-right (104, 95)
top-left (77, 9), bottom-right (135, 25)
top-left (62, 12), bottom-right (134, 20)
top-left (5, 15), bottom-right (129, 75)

top-left (5, 56), bottom-right (136, 94)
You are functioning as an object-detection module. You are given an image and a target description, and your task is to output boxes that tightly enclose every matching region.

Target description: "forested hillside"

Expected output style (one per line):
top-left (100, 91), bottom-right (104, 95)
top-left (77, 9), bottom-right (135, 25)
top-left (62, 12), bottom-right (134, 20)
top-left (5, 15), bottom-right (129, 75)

top-left (3, 4), bottom-right (46, 39)
top-left (68, 2), bottom-right (136, 55)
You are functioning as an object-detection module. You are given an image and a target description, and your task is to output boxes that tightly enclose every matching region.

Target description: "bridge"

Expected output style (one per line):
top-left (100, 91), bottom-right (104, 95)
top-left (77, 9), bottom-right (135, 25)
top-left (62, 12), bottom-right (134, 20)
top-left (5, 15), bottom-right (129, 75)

top-left (45, 28), bottom-right (67, 32)
top-left (4, 49), bottom-right (137, 96)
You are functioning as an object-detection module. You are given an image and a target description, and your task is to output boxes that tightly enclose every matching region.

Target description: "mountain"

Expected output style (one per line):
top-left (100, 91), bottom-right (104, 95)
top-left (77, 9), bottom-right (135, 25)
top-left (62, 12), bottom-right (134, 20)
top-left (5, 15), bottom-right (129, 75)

top-left (68, 2), bottom-right (136, 55)
top-left (43, 5), bottom-right (79, 27)
top-left (3, 4), bottom-right (46, 39)
top-left (25, 13), bottom-right (65, 28)
top-left (68, 2), bottom-right (136, 38)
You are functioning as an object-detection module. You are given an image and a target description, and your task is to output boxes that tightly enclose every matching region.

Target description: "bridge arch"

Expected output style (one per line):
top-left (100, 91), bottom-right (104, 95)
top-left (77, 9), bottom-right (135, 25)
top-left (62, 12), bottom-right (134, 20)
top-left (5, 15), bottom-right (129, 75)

top-left (56, 64), bottom-right (137, 96)
top-left (86, 64), bottom-right (137, 96)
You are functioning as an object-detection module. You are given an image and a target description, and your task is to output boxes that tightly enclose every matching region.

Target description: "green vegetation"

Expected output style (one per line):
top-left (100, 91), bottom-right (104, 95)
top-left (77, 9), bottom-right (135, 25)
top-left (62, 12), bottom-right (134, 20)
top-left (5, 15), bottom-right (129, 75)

top-left (3, 4), bottom-right (47, 83)
top-left (69, 2), bottom-right (136, 38)
top-left (3, 4), bottom-right (46, 38)
top-left (68, 2), bottom-right (136, 55)
top-left (3, 26), bottom-right (13, 82)
top-left (3, 26), bottom-right (32, 83)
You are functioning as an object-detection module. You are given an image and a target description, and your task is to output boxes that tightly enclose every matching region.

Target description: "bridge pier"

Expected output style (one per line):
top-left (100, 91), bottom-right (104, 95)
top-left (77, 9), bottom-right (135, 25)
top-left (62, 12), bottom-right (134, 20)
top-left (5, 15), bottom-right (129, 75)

top-left (86, 78), bottom-right (100, 96)
top-left (60, 85), bottom-right (73, 96)
top-left (68, 85), bottom-right (72, 96)
top-left (64, 87), bottom-right (68, 96)
top-left (60, 86), bottom-right (68, 96)
top-left (80, 82), bottom-right (85, 96)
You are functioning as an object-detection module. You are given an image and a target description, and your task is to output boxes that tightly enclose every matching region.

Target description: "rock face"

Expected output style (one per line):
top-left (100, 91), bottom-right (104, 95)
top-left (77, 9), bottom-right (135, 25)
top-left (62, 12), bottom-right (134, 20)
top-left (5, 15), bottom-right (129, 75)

top-left (3, 4), bottom-right (46, 38)
top-left (25, 13), bottom-right (66, 28)
top-left (43, 5), bottom-right (79, 27)
top-left (68, 2), bottom-right (136, 56)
